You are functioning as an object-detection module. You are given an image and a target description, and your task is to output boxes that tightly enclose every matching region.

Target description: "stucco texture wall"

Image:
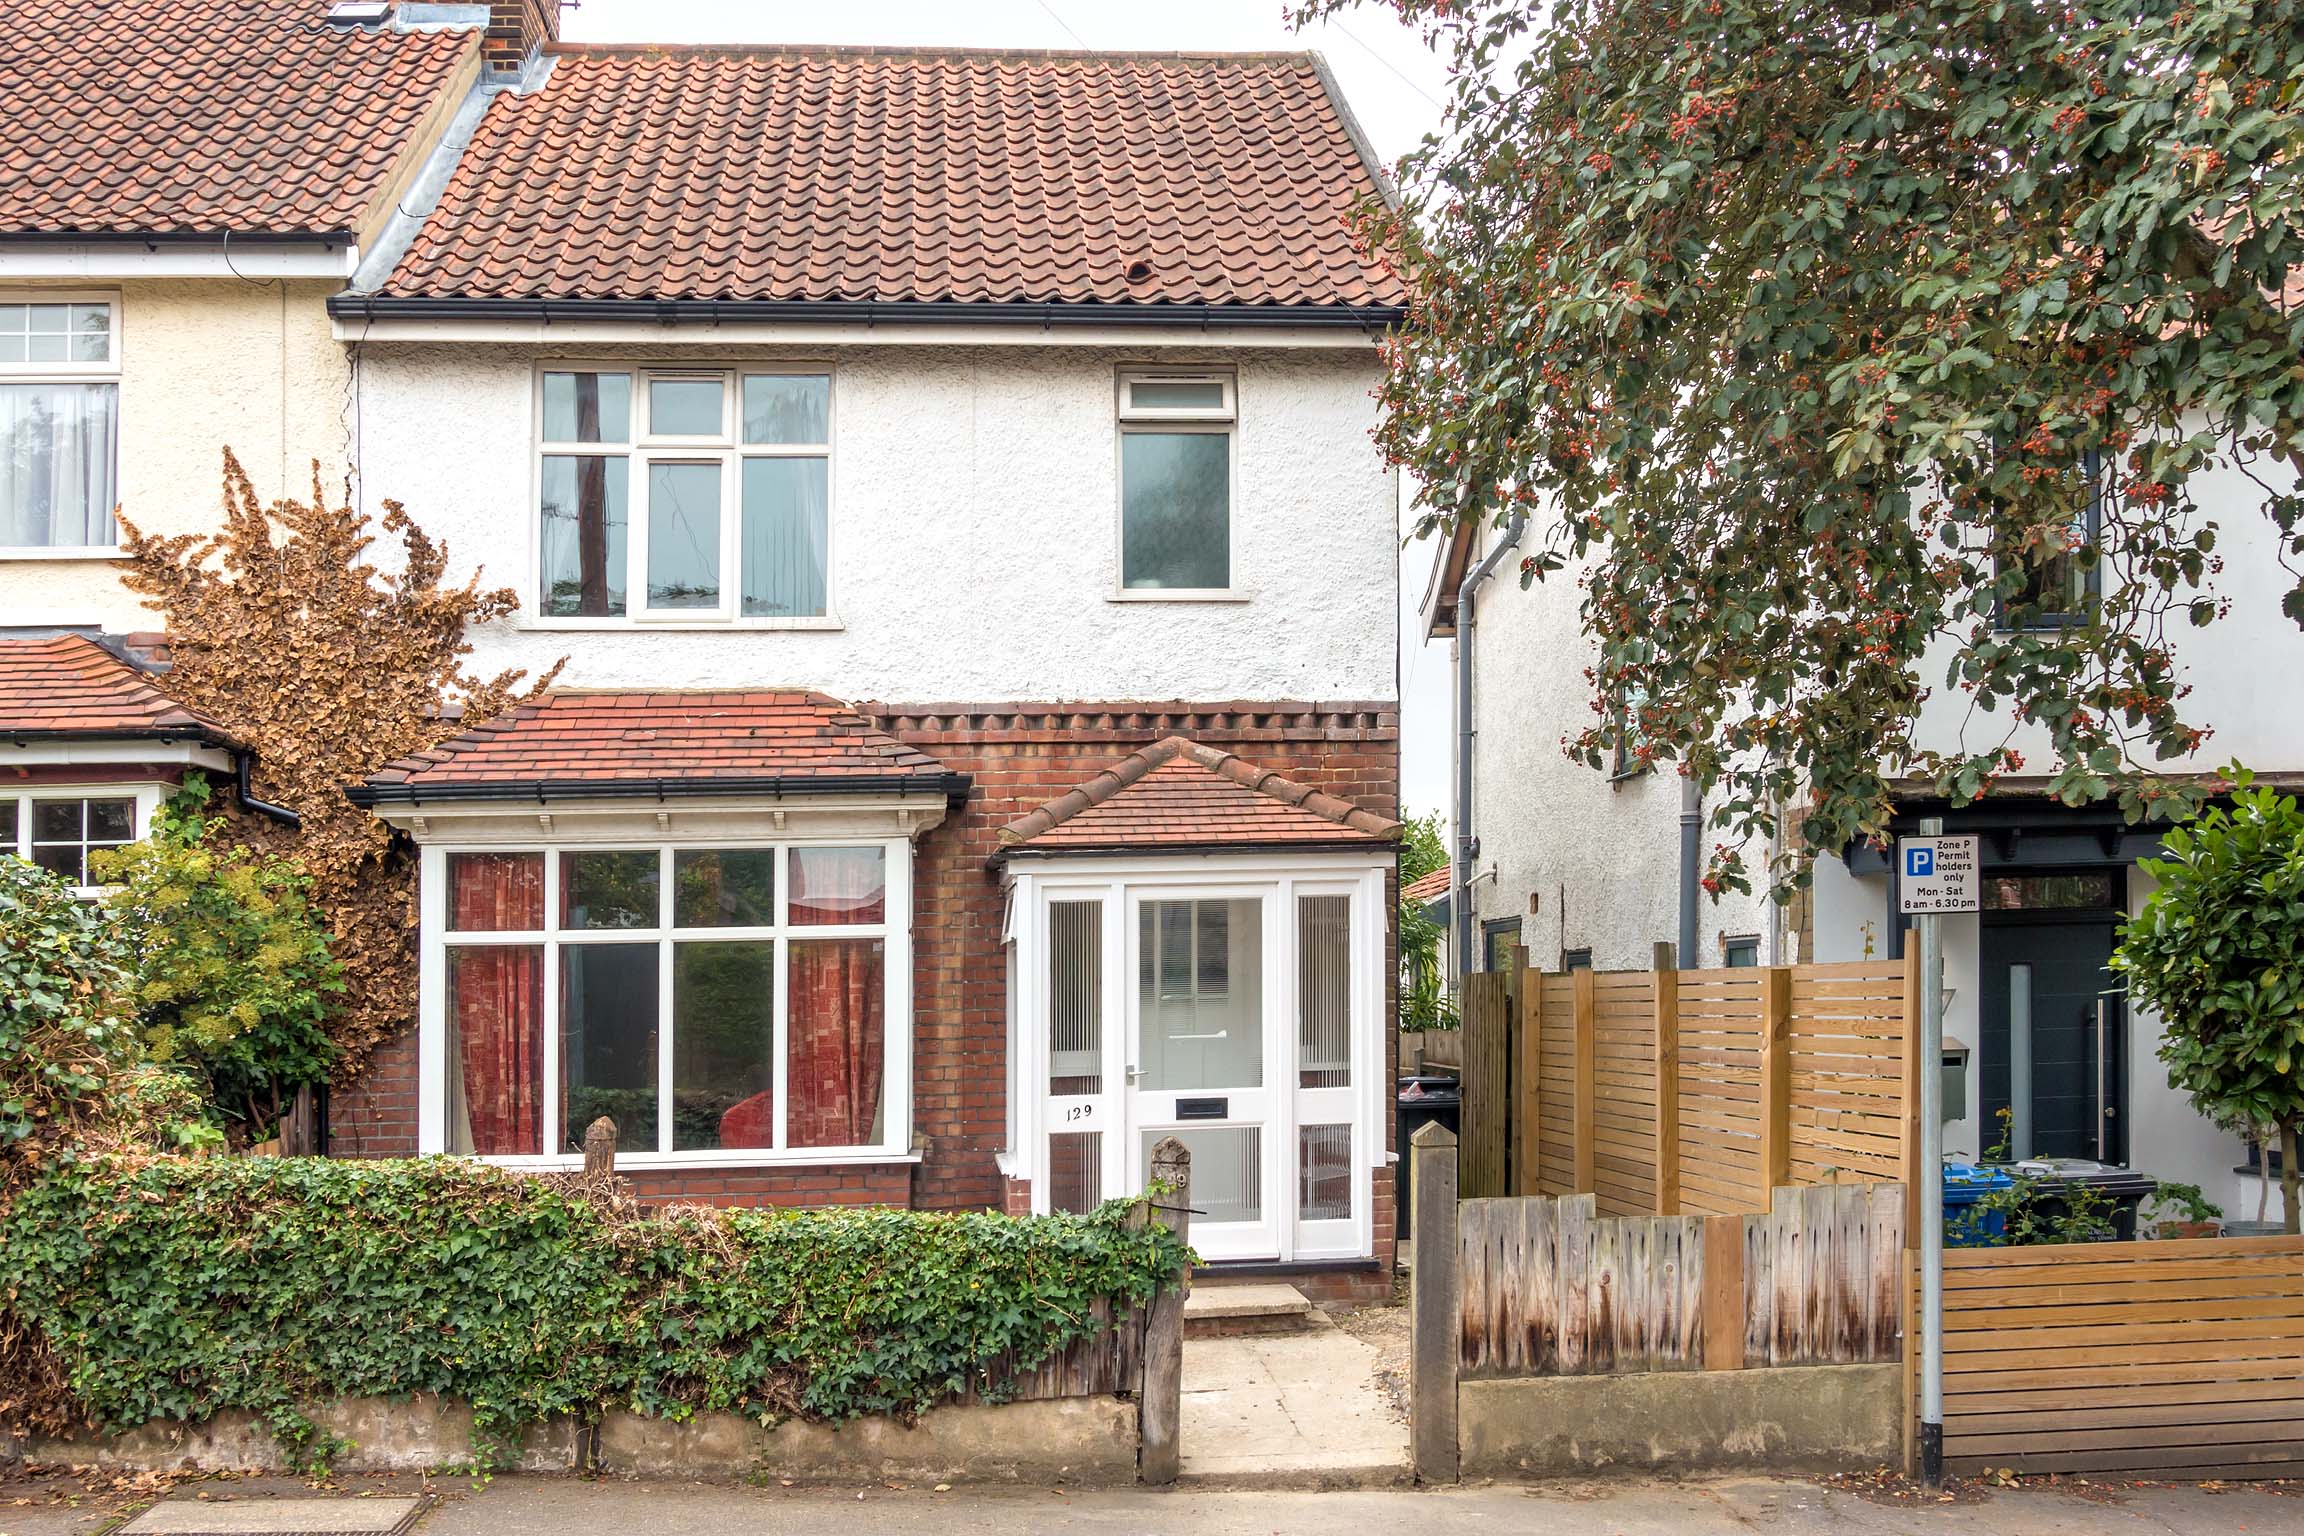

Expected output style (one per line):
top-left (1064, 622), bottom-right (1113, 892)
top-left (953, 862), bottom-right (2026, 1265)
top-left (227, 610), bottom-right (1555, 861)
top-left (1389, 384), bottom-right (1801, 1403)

top-left (348, 342), bottom-right (1398, 704)
top-left (1458, 534), bottom-right (1775, 973)
top-left (0, 278), bottom-right (349, 630)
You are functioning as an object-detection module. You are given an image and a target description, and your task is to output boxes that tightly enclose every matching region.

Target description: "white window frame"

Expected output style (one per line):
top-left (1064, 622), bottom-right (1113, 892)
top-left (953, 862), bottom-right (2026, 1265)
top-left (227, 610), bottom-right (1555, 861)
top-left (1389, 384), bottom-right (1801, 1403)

top-left (1004, 852), bottom-right (1386, 1263)
top-left (2, 782), bottom-right (160, 896)
top-left (0, 290), bottom-right (123, 560)
top-left (1111, 367), bottom-right (1243, 602)
top-left (528, 364), bottom-right (840, 631)
top-left (417, 834), bottom-right (914, 1169)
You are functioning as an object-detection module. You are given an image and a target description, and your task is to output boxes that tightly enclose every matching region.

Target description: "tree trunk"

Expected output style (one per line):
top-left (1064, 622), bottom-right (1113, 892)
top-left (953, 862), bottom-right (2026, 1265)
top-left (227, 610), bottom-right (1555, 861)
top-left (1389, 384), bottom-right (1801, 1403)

top-left (2282, 1124), bottom-right (2300, 1237)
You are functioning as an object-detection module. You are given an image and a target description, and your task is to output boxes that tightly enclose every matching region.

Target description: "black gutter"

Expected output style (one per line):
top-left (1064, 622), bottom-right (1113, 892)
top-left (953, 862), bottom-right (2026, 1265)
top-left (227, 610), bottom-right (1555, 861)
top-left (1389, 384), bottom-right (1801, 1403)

top-left (3, 725), bottom-right (240, 750)
top-left (345, 771), bottom-right (973, 808)
top-left (323, 295), bottom-right (1405, 330)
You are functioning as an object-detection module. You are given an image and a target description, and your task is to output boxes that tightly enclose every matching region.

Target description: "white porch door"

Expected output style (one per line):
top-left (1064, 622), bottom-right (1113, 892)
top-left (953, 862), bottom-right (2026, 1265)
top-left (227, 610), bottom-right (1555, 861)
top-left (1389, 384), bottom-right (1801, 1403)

top-left (1125, 889), bottom-right (1282, 1260)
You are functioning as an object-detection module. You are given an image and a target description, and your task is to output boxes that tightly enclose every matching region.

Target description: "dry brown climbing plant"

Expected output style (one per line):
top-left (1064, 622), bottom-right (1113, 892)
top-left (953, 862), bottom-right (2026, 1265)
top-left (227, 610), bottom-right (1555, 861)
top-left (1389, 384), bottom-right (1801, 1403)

top-left (116, 450), bottom-right (562, 1086)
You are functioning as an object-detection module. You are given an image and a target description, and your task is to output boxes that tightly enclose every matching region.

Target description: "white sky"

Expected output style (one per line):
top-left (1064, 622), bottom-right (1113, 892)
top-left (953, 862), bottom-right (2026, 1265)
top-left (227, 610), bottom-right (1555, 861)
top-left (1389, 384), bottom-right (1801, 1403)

top-left (561, 0), bottom-right (1459, 819)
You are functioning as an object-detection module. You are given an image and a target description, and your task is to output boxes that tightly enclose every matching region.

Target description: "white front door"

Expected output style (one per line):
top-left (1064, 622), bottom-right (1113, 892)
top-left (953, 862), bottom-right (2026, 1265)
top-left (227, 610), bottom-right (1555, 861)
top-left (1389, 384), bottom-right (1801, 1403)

top-left (1125, 888), bottom-right (1282, 1260)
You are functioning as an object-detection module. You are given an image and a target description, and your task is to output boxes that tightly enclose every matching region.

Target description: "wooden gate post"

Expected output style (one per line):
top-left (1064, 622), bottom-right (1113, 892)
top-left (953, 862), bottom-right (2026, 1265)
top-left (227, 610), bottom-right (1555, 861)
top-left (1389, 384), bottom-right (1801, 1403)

top-left (1139, 1137), bottom-right (1193, 1486)
top-left (1759, 967), bottom-right (1793, 1191)
top-left (1652, 942), bottom-right (1681, 1215)
top-left (1410, 1122), bottom-right (1460, 1484)
top-left (1571, 967), bottom-right (1597, 1193)
top-left (1504, 945), bottom-right (1527, 1195)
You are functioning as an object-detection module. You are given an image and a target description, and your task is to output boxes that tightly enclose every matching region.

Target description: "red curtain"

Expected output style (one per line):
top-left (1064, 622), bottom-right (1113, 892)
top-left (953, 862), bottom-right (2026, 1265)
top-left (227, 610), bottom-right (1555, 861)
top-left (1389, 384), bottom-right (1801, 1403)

top-left (447, 853), bottom-right (544, 1154)
top-left (787, 939), bottom-right (884, 1147)
top-left (450, 852), bottom-right (543, 930)
top-left (449, 947), bottom-right (542, 1155)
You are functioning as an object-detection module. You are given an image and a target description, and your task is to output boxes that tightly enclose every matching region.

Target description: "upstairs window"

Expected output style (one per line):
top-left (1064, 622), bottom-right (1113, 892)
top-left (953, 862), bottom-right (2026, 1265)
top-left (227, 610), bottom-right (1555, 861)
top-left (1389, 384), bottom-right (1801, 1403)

top-left (0, 297), bottom-right (119, 552)
top-left (1117, 370), bottom-right (1234, 594)
top-left (1996, 450), bottom-right (2102, 630)
top-left (537, 367), bottom-right (832, 624)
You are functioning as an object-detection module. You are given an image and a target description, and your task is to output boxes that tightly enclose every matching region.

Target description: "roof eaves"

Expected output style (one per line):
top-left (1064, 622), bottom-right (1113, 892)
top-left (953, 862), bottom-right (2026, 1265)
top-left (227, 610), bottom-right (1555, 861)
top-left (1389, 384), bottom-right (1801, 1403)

top-left (347, 770), bottom-right (973, 808)
top-left (328, 295), bottom-right (1405, 328)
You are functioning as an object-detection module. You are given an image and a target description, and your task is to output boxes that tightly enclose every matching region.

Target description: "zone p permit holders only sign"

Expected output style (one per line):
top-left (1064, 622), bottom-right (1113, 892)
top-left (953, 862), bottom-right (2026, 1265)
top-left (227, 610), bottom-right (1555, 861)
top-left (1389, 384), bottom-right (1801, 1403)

top-left (1897, 835), bottom-right (1979, 914)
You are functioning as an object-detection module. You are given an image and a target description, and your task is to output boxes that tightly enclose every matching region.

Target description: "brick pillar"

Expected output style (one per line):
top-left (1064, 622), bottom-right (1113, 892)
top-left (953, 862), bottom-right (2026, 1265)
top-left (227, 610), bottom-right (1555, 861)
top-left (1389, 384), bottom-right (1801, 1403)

top-left (485, 0), bottom-right (559, 72)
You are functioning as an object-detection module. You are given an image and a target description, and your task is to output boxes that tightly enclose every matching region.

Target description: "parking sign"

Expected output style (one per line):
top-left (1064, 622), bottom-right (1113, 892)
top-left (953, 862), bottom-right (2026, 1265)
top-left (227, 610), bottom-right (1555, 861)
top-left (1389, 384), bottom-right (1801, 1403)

top-left (1897, 835), bottom-right (1978, 914)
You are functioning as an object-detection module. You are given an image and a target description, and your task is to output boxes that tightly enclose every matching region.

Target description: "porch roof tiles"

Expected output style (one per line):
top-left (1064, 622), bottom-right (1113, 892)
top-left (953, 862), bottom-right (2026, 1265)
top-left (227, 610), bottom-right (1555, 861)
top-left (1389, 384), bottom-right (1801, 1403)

top-left (0, 634), bottom-right (236, 745)
top-left (351, 690), bottom-right (962, 803)
top-left (998, 735), bottom-right (1398, 856)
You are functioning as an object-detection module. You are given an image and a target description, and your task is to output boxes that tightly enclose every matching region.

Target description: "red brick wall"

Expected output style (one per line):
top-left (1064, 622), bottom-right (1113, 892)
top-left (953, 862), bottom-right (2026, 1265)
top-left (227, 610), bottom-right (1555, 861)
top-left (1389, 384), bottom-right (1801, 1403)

top-left (484, 0), bottom-right (560, 71)
top-left (329, 699), bottom-right (1401, 1226)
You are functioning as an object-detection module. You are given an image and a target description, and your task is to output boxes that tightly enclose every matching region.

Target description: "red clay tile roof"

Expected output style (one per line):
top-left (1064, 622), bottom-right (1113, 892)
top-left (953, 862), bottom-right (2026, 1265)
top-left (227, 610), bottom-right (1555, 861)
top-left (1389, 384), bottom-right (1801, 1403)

top-left (0, 1), bottom-right (477, 237)
top-left (1403, 865), bottom-right (1452, 904)
top-left (0, 635), bottom-right (236, 744)
top-left (353, 691), bottom-right (962, 802)
top-left (1000, 736), bottom-right (1398, 856)
top-left (371, 46), bottom-right (1406, 309)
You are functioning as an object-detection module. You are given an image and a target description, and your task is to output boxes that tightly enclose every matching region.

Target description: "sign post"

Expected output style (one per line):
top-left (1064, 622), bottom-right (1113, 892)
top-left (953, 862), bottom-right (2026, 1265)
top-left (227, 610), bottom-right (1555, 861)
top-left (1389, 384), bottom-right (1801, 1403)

top-left (1899, 821), bottom-right (1976, 1487)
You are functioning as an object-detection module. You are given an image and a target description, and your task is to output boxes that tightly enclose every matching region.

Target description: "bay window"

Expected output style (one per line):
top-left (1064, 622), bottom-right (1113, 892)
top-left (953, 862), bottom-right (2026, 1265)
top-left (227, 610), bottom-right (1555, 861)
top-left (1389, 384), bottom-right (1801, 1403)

top-left (2, 788), bottom-right (150, 890)
top-left (430, 838), bottom-right (907, 1163)
top-left (0, 297), bottom-right (119, 552)
top-left (536, 366), bottom-right (832, 625)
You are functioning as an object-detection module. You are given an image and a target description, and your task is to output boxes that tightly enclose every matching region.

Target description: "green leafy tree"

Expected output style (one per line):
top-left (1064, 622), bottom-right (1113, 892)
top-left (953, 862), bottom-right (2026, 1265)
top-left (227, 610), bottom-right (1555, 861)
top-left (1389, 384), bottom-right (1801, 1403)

top-left (95, 776), bottom-right (342, 1145)
top-left (1299, 0), bottom-right (2304, 891)
top-left (1398, 811), bottom-right (1457, 1031)
top-left (2114, 768), bottom-right (2304, 1231)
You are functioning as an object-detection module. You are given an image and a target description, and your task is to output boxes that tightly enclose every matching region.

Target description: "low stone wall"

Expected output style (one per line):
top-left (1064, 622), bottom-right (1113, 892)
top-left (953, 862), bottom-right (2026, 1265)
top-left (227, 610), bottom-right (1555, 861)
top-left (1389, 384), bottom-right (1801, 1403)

top-left (28, 1394), bottom-right (1140, 1485)
top-left (1457, 1364), bottom-right (1902, 1479)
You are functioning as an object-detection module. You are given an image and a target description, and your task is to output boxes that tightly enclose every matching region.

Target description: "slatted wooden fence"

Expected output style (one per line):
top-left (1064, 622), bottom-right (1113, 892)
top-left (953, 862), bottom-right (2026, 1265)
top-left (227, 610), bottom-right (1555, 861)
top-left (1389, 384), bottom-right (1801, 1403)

top-left (1461, 958), bottom-right (1915, 1215)
top-left (1932, 1235), bottom-right (2304, 1479)
top-left (1454, 1181), bottom-right (1906, 1378)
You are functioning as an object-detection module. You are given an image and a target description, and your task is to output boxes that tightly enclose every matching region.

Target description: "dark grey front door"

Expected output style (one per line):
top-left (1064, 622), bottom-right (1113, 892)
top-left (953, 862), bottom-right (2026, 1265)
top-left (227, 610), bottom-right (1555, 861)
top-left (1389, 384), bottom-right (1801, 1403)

top-left (1980, 902), bottom-right (2125, 1162)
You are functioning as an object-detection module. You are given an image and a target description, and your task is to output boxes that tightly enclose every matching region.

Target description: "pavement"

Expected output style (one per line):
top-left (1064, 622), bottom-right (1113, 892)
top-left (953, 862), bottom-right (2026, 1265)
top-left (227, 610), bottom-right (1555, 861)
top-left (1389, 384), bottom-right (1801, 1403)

top-left (1176, 1311), bottom-right (1408, 1485)
top-left (6, 1474), bottom-right (2303, 1536)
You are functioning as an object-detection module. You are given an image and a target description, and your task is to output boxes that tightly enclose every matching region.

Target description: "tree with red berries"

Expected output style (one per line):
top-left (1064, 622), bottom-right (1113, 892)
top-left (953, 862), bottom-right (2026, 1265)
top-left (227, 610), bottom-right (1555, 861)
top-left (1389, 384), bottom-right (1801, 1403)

top-left (1302, 0), bottom-right (2304, 890)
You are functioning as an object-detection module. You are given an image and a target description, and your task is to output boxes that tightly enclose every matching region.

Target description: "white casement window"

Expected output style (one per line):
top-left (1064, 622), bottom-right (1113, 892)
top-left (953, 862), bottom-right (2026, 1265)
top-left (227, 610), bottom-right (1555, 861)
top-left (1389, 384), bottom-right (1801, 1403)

top-left (0, 296), bottom-right (120, 554)
top-left (533, 367), bottom-right (833, 626)
top-left (1, 785), bottom-right (157, 892)
top-left (1114, 369), bottom-right (1237, 597)
top-left (421, 837), bottom-right (911, 1166)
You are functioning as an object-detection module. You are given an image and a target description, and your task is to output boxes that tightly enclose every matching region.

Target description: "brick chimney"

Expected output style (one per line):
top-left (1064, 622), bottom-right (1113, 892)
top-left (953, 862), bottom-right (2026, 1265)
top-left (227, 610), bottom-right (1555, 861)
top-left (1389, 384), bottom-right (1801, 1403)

top-left (485, 0), bottom-right (561, 73)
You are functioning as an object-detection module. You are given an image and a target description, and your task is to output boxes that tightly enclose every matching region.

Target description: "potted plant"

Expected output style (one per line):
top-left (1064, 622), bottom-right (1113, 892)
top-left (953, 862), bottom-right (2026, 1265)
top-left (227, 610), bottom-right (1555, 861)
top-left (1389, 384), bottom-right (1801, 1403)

top-left (2141, 1182), bottom-right (2224, 1240)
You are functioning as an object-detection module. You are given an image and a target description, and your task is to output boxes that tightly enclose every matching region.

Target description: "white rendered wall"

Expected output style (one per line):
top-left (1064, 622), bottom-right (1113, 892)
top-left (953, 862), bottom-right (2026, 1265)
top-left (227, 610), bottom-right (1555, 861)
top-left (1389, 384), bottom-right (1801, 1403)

top-left (0, 279), bottom-right (349, 631)
top-left (347, 342), bottom-right (1398, 704)
top-left (1455, 530), bottom-right (1777, 973)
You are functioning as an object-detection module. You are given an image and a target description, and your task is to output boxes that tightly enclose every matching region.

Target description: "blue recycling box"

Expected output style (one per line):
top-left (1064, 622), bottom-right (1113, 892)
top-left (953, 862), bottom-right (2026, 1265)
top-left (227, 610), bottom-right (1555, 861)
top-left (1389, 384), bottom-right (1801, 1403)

top-left (1942, 1162), bottom-right (2016, 1247)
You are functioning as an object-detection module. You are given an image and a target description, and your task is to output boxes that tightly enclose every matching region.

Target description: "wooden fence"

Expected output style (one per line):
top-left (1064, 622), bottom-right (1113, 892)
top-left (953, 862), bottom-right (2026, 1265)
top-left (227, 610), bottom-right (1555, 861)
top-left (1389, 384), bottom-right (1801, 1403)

top-left (1460, 957), bottom-right (1916, 1215)
top-left (1449, 1181), bottom-right (1907, 1379)
top-left (1931, 1235), bottom-right (2304, 1480)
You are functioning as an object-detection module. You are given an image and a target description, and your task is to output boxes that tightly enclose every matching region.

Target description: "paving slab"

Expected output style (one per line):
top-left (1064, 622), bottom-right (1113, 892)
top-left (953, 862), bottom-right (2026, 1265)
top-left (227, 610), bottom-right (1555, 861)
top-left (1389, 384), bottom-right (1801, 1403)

top-left (1182, 1284), bottom-right (1314, 1322)
top-left (118, 1498), bottom-right (422, 1536)
top-left (1177, 1313), bottom-right (1409, 1486)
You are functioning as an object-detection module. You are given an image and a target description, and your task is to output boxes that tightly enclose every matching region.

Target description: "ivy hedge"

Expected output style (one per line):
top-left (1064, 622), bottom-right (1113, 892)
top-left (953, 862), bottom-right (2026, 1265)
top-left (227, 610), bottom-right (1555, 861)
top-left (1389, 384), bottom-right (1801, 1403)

top-left (0, 1155), bottom-right (1187, 1465)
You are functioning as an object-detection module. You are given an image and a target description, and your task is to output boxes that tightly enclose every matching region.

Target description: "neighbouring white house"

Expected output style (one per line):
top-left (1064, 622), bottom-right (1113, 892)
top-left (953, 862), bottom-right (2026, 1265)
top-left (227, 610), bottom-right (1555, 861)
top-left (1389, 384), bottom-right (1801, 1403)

top-left (320, 32), bottom-right (1409, 1292)
top-left (1425, 451), bottom-right (2304, 1221)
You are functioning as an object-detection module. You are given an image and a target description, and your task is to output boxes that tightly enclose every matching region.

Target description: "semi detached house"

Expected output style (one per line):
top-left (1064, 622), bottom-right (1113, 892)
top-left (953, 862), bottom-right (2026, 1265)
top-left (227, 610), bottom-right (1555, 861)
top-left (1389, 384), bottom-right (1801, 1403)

top-left (0, 3), bottom-right (1410, 1290)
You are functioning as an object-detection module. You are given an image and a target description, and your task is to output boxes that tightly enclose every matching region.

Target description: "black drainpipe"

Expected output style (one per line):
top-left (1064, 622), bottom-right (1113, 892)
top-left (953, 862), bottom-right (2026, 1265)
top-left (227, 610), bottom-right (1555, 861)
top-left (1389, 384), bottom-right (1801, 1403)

top-left (235, 750), bottom-right (301, 828)
top-left (1678, 778), bottom-right (1702, 968)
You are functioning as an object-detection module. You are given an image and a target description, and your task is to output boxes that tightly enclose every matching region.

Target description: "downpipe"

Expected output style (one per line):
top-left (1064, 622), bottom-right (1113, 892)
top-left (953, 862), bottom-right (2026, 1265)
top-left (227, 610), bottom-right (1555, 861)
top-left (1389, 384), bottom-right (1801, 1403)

top-left (1452, 513), bottom-right (1528, 972)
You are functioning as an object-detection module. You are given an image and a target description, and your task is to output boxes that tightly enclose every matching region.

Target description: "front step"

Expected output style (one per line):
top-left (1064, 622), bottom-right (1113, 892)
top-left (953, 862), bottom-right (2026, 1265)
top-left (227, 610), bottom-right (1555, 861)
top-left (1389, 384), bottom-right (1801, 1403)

top-left (1183, 1282), bottom-right (1317, 1338)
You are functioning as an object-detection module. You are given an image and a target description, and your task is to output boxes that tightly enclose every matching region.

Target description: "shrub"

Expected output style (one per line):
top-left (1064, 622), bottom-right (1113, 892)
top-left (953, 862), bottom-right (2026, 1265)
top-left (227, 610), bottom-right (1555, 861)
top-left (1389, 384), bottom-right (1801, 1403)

top-left (0, 1156), bottom-right (1188, 1466)
top-left (2114, 766), bottom-right (2304, 1232)
top-left (0, 858), bottom-right (138, 1188)
top-left (95, 777), bottom-right (341, 1144)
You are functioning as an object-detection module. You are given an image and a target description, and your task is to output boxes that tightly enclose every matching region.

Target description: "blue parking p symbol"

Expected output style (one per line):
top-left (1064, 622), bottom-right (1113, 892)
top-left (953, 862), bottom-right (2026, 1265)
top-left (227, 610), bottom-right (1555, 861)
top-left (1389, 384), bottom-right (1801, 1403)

top-left (1905, 847), bottom-right (1935, 878)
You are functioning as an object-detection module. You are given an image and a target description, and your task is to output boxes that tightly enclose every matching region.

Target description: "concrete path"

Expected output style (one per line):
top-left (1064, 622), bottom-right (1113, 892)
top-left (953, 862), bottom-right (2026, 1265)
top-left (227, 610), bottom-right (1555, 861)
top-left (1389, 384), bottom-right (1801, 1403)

top-left (1176, 1313), bottom-right (1409, 1486)
top-left (11, 1475), bottom-right (2303, 1536)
